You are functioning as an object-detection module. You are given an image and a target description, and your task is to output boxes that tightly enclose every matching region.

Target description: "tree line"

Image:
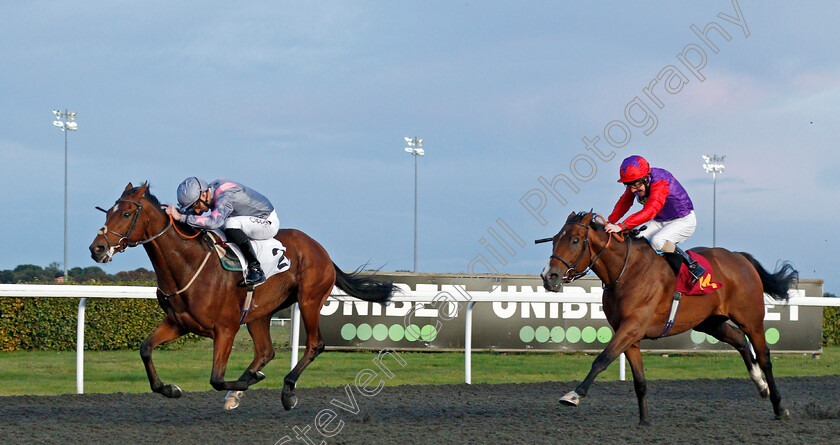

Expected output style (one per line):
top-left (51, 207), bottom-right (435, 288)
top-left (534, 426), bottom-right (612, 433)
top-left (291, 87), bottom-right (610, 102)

top-left (0, 262), bottom-right (156, 285)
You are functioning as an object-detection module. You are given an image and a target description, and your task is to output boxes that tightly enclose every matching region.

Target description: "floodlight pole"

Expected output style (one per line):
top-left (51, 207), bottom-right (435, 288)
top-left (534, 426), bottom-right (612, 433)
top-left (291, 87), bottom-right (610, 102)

top-left (53, 109), bottom-right (77, 279)
top-left (702, 154), bottom-right (725, 247)
top-left (405, 137), bottom-right (424, 272)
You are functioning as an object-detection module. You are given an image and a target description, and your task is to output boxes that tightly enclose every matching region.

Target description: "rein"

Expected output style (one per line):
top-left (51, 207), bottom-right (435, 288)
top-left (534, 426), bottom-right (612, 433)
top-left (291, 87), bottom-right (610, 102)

top-left (162, 204), bottom-right (203, 239)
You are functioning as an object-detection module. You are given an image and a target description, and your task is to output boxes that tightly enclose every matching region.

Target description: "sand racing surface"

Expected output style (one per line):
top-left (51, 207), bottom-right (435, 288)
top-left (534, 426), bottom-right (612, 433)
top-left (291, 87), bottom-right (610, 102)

top-left (2, 376), bottom-right (840, 444)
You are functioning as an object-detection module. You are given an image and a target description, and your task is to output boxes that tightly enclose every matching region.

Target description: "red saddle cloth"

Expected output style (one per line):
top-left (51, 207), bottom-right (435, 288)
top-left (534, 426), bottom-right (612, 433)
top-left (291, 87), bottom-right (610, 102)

top-left (676, 251), bottom-right (722, 296)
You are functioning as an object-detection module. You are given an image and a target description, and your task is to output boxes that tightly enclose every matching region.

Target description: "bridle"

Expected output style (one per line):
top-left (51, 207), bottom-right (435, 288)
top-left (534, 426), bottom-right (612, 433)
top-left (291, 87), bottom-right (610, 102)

top-left (95, 192), bottom-right (211, 299)
top-left (549, 222), bottom-right (605, 282)
top-left (96, 198), bottom-right (172, 253)
top-left (543, 220), bottom-right (632, 288)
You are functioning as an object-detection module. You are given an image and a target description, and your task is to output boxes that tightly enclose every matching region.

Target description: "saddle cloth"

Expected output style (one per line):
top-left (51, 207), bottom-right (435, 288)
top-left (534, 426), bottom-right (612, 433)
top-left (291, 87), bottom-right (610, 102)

top-left (208, 230), bottom-right (291, 286)
top-left (676, 250), bottom-right (722, 296)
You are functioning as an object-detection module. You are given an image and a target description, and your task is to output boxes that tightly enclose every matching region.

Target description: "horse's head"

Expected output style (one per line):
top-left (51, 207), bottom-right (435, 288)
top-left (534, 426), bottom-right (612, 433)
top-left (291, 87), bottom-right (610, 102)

top-left (89, 182), bottom-right (166, 263)
top-left (539, 211), bottom-right (600, 292)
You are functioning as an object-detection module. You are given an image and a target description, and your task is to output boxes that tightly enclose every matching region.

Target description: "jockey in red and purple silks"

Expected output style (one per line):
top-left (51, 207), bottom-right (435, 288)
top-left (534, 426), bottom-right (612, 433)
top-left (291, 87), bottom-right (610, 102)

top-left (165, 177), bottom-right (279, 286)
top-left (604, 155), bottom-right (705, 283)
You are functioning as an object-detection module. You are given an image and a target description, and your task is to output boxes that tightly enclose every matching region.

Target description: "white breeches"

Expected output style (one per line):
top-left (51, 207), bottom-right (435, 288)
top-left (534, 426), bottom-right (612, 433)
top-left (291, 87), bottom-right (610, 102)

top-left (638, 210), bottom-right (697, 251)
top-left (223, 210), bottom-right (280, 240)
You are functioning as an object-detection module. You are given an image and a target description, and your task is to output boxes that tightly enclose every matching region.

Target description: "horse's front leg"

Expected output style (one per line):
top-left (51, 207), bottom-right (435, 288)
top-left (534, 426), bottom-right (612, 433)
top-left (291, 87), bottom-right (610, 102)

top-left (624, 342), bottom-right (650, 426)
top-left (224, 316), bottom-right (275, 410)
top-left (140, 315), bottom-right (187, 398)
top-left (209, 325), bottom-right (251, 392)
top-left (240, 315), bottom-right (275, 382)
top-left (559, 322), bottom-right (644, 407)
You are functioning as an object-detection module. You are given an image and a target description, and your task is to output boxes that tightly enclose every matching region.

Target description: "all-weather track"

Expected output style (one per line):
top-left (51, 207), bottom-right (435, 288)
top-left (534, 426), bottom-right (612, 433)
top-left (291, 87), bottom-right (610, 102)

top-left (2, 376), bottom-right (839, 444)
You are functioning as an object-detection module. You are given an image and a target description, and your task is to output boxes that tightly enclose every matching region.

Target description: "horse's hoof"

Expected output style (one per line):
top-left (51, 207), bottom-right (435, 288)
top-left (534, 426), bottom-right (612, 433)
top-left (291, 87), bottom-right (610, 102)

top-left (163, 384), bottom-right (183, 398)
top-left (775, 408), bottom-right (790, 420)
top-left (281, 392), bottom-right (298, 411)
top-left (559, 391), bottom-right (581, 407)
top-left (255, 371), bottom-right (266, 382)
top-left (224, 390), bottom-right (244, 411)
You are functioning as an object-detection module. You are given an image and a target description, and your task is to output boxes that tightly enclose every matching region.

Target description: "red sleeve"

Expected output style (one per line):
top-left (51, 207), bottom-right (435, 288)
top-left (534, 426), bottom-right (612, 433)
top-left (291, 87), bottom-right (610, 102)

top-left (622, 180), bottom-right (669, 229)
top-left (608, 189), bottom-right (636, 224)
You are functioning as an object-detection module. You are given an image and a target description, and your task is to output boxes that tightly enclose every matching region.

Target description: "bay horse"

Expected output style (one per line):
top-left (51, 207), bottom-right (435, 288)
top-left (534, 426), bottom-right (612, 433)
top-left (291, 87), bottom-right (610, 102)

top-left (89, 182), bottom-right (397, 410)
top-left (539, 211), bottom-right (798, 425)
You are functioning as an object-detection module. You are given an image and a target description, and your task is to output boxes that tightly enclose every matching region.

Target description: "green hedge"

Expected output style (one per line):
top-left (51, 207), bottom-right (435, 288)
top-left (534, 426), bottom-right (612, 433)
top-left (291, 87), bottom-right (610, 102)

top-left (0, 297), bottom-right (199, 352)
top-left (823, 306), bottom-right (840, 346)
top-left (2, 289), bottom-right (838, 351)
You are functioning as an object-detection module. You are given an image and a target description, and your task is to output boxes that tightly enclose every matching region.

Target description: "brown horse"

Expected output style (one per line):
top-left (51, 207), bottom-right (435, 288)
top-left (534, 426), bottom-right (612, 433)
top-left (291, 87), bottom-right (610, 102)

top-left (539, 211), bottom-right (798, 425)
top-left (89, 182), bottom-right (396, 410)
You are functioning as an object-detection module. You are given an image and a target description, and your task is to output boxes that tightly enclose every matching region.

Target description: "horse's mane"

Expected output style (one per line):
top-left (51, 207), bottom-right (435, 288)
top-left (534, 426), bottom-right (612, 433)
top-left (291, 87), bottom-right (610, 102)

top-left (128, 184), bottom-right (208, 243)
top-left (128, 185), bottom-right (166, 216)
top-left (568, 211), bottom-right (606, 232)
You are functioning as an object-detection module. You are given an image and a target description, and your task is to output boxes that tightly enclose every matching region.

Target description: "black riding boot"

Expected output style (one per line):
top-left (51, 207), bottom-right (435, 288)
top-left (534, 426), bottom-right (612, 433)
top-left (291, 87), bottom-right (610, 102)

top-left (673, 245), bottom-right (705, 284)
top-left (224, 229), bottom-right (266, 286)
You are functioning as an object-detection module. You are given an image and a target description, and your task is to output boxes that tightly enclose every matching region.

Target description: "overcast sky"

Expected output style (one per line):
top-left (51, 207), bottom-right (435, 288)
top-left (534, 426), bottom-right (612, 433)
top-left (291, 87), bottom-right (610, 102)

top-left (1, 1), bottom-right (837, 295)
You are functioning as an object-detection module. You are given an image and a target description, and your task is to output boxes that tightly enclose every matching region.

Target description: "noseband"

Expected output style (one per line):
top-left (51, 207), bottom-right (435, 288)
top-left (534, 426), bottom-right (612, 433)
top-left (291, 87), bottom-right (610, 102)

top-left (97, 198), bottom-right (172, 252)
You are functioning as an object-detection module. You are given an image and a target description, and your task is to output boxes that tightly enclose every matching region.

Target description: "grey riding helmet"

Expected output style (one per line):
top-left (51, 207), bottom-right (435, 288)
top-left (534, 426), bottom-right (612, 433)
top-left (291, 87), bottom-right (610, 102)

top-left (177, 177), bottom-right (208, 211)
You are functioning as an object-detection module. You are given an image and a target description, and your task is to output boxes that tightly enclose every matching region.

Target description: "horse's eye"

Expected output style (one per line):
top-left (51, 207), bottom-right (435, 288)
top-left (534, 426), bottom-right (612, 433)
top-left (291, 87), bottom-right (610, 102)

top-left (123, 212), bottom-right (132, 218)
top-left (571, 238), bottom-right (580, 245)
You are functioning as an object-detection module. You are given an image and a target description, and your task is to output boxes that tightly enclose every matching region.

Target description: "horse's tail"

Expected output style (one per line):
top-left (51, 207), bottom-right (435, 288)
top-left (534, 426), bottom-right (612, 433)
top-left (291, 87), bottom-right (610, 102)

top-left (737, 252), bottom-right (798, 302)
top-left (333, 263), bottom-right (397, 303)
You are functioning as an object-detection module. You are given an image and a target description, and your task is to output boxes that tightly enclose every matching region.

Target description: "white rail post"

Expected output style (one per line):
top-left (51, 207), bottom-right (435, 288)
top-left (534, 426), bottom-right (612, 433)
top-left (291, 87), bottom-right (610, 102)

top-left (290, 303), bottom-right (301, 370)
top-left (76, 297), bottom-right (87, 394)
top-left (464, 301), bottom-right (476, 384)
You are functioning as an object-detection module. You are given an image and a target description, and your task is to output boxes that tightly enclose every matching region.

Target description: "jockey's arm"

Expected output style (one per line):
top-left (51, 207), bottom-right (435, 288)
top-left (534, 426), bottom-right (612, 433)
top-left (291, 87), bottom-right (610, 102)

top-left (622, 180), bottom-right (669, 229)
top-left (183, 199), bottom-right (234, 230)
top-left (606, 189), bottom-right (636, 233)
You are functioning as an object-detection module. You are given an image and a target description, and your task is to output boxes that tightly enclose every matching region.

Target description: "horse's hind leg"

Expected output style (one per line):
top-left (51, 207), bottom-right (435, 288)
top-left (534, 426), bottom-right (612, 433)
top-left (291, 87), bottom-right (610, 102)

top-left (140, 315), bottom-right (187, 398)
top-left (281, 300), bottom-right (326, 411)
top-left (695, 317), bottom-right (768, 397)
top-left (741, 322), bottom-right (789, 419)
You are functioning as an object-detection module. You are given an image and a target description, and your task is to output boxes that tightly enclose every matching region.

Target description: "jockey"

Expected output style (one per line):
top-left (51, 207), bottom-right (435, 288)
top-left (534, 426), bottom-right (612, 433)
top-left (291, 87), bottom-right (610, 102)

top-left (604, 155), bottom-right (706, 283)
top-left (164, 177), bottom-right (279, 286)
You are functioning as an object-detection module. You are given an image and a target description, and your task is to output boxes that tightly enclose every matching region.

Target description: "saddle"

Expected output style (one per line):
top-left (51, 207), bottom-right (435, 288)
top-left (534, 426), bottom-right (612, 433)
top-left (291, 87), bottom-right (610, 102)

top-left (207, 231), bottom-right (291, 285)
top-left (666, 250), bottom-right (721, 296)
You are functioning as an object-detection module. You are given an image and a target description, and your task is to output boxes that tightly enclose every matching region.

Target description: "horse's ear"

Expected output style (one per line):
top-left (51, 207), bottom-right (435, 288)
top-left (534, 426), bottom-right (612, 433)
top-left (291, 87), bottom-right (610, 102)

top-left (581, 212), bottom-right (594, 225)
top-left (137, 182), bottom-right (148, 196)
top-left (124, 182), bottom-right (134, 192)
top-left (566, 212), bottom-right (576, 222)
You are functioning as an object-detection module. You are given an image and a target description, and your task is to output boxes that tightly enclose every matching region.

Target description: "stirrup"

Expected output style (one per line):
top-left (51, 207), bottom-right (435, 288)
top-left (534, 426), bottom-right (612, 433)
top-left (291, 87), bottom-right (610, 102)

top-left (245, 263), bottom-right (266, 285)
top-left (688, 263), bottom-right (706, 284)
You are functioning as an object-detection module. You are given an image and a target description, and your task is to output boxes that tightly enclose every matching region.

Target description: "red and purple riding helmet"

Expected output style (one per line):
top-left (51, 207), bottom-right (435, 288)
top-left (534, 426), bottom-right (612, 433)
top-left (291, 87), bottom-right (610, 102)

top-left (617, 155), bottom-right (651, 183)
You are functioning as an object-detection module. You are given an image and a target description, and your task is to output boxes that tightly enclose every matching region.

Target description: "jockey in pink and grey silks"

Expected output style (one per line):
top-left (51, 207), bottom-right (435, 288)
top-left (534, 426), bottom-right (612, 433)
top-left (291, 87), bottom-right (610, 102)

top-left (169, 177), bottom-right (279, 286)
top-left (180, 179), bottom-right (275, 235)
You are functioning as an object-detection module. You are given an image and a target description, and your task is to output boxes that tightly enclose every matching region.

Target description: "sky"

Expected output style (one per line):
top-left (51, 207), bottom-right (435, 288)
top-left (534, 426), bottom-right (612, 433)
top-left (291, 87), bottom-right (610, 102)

top-left (1, 1), bottom-right (838, 295)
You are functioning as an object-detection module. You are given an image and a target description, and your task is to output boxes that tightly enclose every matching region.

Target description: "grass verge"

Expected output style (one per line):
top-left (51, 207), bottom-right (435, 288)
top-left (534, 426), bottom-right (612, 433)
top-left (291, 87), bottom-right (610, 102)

top-left (1, 326), bottom-right (837, 396)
